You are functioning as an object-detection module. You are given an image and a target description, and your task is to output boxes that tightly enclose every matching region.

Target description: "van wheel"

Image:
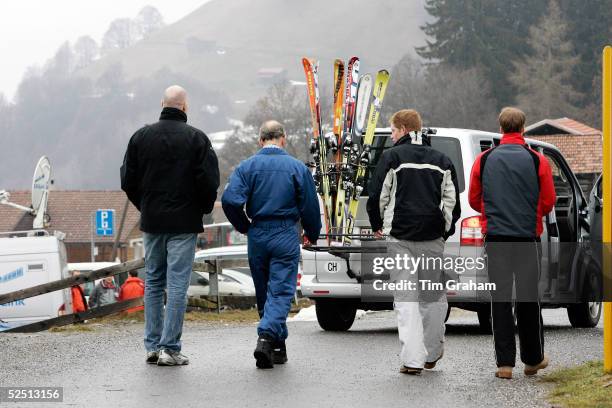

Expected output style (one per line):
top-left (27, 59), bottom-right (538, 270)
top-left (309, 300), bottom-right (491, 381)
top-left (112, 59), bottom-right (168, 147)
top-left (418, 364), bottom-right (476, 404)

top-left (477, 306), bottom-right (492, 334)
top-left (444, 305), bottom-right (451, 323)
top-left (568, 270), bottom-right (602, 328)
top-left (567, 302), bottom-right (601, 328)
top-left (315, 299), bottom-right (357, 331)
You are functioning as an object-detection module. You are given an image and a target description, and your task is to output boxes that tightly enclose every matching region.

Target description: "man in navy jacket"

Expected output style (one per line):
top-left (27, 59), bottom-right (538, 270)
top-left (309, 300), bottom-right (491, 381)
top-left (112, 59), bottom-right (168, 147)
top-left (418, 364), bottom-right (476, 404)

top-left (222, 120), bottom-right (321, 368)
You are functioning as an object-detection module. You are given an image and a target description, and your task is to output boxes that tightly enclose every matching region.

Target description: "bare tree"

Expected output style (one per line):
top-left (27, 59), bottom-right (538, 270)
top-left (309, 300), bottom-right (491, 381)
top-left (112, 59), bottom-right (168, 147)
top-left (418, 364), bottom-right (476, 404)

top-left (134, 6), bottom-right (165, 39)
top-left (384, 54), bottom-right (498, 131)
top-left (73, 36), bottom-right (99, 70)
top-left (243, 80), bottom-right (312, 160)
top-left (219, 81), bottom-right (318, 183)
top-left (510, 0), bottom-right (584, 121)
top-left (101, 18), bottom-right (136, 55)
top-left (45, 42), bottom-right (74, 78)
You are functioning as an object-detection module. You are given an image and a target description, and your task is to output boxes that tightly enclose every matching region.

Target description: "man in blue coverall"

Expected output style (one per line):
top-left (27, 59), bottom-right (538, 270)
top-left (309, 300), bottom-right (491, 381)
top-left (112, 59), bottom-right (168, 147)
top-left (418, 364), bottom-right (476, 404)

top-left (222, 120), bottom-right (321, 369)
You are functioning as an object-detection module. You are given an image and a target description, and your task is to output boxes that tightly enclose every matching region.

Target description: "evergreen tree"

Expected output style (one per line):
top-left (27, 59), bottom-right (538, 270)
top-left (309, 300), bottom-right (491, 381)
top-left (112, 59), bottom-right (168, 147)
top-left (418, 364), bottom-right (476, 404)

top-left (510, 0), bottom-right (583, 121)
top-left (561, 0), bottom-right (612, 103)
top-left (417, 0), bottom-right (547, 107)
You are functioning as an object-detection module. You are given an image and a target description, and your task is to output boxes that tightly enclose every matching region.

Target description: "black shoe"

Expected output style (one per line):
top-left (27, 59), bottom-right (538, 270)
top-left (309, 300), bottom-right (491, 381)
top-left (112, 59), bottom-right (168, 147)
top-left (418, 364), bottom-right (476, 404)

top-left (273, 340), bottom-right (288, 364)
top-left (254, 335), bottom-right (274, 369)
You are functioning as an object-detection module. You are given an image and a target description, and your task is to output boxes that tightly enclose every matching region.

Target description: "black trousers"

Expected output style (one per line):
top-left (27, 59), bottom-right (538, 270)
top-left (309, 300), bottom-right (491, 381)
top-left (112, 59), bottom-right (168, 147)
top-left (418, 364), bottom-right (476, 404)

top-left (486, 235), bottom-right (544, 367)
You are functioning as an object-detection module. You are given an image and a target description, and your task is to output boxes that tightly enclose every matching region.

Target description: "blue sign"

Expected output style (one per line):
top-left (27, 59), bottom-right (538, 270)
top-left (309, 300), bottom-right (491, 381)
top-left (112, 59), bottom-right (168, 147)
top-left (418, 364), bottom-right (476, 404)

top-left (96, 209), bottom-right (114, 236)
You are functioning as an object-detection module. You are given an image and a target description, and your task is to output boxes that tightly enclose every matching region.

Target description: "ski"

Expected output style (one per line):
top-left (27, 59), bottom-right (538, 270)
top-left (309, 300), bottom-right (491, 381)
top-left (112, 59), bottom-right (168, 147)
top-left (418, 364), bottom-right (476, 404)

top-left (344, 69), bottom-right (390, 246)
top-left (332, 57), bottom-right (359, 239)
top-left (342, 73), bottom-right (373, 236)
top-left (332, 59), bottom-right (345, 159)
top-left (302, 57), bottom-right (333, 243)
top-left (327, 59), bottom-right (345, 197)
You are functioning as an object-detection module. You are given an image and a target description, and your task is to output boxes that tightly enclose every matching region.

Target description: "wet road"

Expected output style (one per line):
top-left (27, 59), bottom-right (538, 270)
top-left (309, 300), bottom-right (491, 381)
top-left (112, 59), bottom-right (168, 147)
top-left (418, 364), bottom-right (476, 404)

top-left (0, 308), bottom-right (604, 408)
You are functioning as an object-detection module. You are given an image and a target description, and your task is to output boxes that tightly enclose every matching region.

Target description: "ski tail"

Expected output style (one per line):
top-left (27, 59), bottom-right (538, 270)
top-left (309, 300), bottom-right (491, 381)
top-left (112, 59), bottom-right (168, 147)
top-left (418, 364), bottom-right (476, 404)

top-left (331, 57), bottom-right (360, 241)
top-left (332, 59), bottom-right (345, 149)
top-left (343, 69), bottom-right (390, 246)
top-left (334, 73), bottom-right (372, 237)
top-left (352, 74), bottom-right (374, 139)
top-left (302, 58), bottom-right (322, 141)
top-left (302, 57), bottom-right (333, 244)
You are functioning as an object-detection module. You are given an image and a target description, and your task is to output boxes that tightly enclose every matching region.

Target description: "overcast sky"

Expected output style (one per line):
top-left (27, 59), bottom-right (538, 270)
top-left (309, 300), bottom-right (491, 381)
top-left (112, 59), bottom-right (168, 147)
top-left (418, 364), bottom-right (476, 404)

top-left (0, 0), bottom-right (209, 101)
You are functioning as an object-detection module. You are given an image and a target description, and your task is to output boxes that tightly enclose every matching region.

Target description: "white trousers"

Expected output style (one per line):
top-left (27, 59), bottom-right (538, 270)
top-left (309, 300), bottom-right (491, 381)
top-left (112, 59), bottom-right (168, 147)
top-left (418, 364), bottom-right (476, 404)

top-left (388, 238), bottom-right (447, 368)
top-left (395, 300), bottom-right (447, 368)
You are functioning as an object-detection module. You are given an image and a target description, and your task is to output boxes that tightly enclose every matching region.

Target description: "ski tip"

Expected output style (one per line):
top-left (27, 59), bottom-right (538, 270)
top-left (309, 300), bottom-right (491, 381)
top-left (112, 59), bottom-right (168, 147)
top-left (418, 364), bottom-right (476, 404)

top-left (302, 57), bottom-right (318, 66)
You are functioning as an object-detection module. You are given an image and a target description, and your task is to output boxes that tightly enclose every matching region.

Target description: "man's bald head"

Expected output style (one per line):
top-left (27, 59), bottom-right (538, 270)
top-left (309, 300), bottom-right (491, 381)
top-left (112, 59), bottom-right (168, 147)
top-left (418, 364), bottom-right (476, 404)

top-left (162, 85), bottom-right (188, 112)
top-left (259, 120), bottom-right (287, 148)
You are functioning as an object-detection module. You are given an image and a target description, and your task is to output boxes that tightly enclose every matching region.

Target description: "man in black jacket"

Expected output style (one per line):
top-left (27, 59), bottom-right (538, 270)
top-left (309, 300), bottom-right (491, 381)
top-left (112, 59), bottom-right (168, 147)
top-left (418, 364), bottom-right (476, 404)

top-left (367, 109), bottom-right (460, 375)
top-left (121, 85), bottom-right (220, 366)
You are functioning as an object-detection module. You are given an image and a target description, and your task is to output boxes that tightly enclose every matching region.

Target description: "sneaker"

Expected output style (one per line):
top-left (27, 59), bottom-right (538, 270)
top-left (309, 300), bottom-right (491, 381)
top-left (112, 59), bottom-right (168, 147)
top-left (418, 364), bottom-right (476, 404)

top-left (146, 351), bottom-right (159, 364)
top-left (157, 349), bottom-right (189, 366)
top-left (495, 366), bottom-right (513, 379)
top-left (253, 335), bottom-right (274, 369)
top-left (273, 340), bottom-right (288, 364)
top-left (399, 366), bottom-right (422, 375)
top-left (524, 355), bottom-right (549, 376)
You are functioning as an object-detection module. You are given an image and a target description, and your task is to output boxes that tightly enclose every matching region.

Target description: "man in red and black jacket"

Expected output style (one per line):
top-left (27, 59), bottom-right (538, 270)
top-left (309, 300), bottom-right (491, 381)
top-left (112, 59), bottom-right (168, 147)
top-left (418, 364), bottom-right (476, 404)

top-left (468, 107), bottom-right (556, 380)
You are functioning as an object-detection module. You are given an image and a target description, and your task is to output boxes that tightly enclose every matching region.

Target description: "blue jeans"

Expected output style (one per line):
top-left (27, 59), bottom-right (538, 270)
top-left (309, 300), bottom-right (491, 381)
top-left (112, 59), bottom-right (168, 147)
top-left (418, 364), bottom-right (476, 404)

top-left (143, 232), bottom-right (197, 352)
top-left (248, 221), bottom-right (300, 341)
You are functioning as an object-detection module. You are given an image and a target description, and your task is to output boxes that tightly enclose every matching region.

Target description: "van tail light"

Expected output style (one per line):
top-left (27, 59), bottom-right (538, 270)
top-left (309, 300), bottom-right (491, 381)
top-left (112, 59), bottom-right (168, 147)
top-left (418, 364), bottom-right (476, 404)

top-left (297, 272), bottom-right (302, 289)
top-left (460, 216), bottom-right (483, 246)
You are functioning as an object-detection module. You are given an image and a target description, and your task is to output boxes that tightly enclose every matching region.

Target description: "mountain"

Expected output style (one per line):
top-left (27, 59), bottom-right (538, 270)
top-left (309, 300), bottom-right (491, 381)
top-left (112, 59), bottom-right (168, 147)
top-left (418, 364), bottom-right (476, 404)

top-left (1, 0), bottom-right (430, 191)
top-left (81, 0), bottom-right (429, 116)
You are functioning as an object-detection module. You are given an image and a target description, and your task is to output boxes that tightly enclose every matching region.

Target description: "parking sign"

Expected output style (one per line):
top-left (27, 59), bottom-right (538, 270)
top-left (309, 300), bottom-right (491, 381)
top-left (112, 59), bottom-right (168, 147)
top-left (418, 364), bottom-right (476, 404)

top-left (95, 209), bottom-right (114, 236)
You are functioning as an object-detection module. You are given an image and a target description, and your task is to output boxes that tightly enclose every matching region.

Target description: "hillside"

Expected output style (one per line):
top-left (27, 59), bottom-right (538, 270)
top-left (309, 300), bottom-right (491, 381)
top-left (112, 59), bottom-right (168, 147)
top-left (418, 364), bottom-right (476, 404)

top-left (81, 0), bottom-right (429, 116)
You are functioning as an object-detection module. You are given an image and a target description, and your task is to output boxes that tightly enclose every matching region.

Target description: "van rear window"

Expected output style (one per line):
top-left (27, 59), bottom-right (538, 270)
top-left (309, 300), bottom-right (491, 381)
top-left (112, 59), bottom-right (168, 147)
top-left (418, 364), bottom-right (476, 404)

top-left (367, 134), bottom-right (465, 193)
top-left (430, 137), bottom-right (465, 192)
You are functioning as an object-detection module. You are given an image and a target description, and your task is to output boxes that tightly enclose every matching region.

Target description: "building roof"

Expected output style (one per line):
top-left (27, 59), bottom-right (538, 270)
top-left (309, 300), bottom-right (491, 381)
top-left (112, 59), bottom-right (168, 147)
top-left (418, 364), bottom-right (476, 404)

top-left (525, 118), bottom-right (600, 136)
top-left (527, 134), bottom-right (602, 174)
top-left (0, 191), bottom-right (140, 243)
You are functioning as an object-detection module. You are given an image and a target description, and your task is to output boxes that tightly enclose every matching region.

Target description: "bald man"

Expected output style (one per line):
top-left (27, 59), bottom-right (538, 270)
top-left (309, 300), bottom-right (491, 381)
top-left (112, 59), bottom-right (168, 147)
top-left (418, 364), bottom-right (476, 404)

top-left (222, 121), bottom-right (321, 369)
top-left (121, 85), bottom-right (220, 366)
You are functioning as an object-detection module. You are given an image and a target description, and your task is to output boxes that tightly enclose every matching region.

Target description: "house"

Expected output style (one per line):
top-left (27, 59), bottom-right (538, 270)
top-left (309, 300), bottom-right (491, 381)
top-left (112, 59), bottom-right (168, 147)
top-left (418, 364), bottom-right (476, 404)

top-left (525, 118), bottom-right (602, 194)
top-left (0, 191), bottom-right (140, 262)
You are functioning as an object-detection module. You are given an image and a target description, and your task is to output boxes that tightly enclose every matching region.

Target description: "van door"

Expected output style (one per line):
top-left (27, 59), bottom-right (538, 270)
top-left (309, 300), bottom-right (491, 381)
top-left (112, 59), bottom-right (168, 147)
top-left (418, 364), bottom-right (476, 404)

top-left (541, 148), bottom-right (585, 301)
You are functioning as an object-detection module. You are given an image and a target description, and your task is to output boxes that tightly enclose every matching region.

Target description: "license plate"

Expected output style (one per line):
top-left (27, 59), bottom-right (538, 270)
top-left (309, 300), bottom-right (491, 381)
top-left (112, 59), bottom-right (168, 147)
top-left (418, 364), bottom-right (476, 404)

top-left (359, 228), bottom-right (372, 236)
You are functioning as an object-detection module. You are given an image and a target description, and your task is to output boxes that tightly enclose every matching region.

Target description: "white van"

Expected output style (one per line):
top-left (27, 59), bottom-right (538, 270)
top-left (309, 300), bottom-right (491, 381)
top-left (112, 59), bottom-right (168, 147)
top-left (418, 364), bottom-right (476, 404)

top-left (0, 231), bottom-right (70, 331)
top-left (301, 128), bottom-right (602, 332)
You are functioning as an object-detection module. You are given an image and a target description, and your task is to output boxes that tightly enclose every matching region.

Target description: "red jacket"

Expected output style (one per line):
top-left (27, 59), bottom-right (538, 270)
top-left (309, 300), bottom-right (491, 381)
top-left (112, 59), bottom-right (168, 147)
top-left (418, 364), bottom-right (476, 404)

top-left (468, 133), bottom-right (556, 237)
top-left (119, 276), bottom-right (145, 313)
top-left (71, 285), bottom-right (88, 313)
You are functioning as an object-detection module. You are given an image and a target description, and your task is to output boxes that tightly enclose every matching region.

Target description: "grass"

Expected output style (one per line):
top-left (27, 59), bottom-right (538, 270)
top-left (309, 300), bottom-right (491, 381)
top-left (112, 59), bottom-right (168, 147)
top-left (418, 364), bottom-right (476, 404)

top-left (49, 324), bottom-right (95, 333)
top-left (541, 361), bottom-right (612, 408)
top-left (48, 298), bottom-right (313, 331)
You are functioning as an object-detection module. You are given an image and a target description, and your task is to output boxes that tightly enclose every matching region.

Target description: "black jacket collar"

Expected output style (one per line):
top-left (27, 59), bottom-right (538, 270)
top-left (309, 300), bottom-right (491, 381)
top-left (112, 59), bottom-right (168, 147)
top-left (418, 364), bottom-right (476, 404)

top-left (395, 132), bottom-right (431, 147)
top-left (159, 107), bottom-right (187, 122)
